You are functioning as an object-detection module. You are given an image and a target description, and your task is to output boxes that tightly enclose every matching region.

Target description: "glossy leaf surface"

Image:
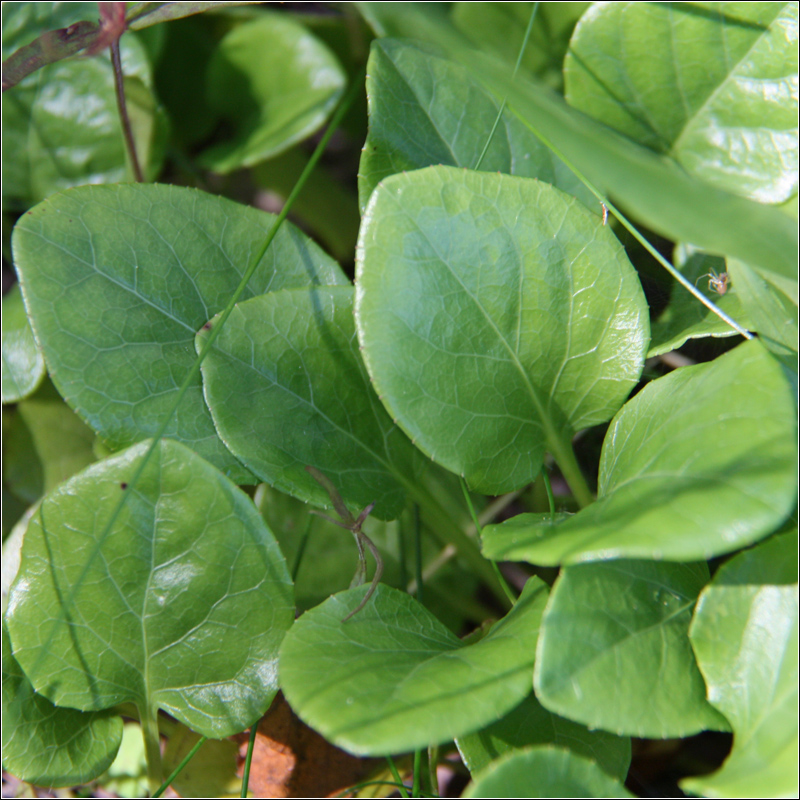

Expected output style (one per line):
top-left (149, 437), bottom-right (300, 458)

top-left (648, 248), bottom-right (751, 357)
top-left (456, 693), bottom-right (631, 781)
top-left (565, 2), bottom-right (799, 203)
top-left (683, 531), bottom-right (798, 798)
top-left (2, 2), bottom-right (161, 209)
top-left (356, 166), bottom-right (648, 494)
top-left (482, 339), bottom-right (797, 564)
top-left (1, 284), bottom-right (45, 403)
top-left (12, 183), bottom-right (347, 483)
top-left (199, 287), bottom-right (421, 520)
top-left (2, 623), bottom-right (122, 787)
top-left (5, 439), bottom-right (294, 738)
top-left (462, 746), bottom-right (634, 798)
top-left (358, 39), bottom-right (594, 211)
top-left (279, 578), bottom-right (548, 755)
top-left (354, 4), bottom-right (797, 281)
top-left (534, 560), bottom-right (727, 738)
top-left (199, 14), bottom-right (345, 172)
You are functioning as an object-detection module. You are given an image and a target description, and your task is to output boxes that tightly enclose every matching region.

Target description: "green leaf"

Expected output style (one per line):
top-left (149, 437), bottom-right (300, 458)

top-left (2, 283), bottom-right (45, 403)
top-left (534, 560), bottom-right (727, 738)
top-left (2, 623), bottom-right (123, 787)
top-left (3, 382), bottom-right (96, 503)
top-left (683, 530), bottom-right (798, 798)
top-left (12, 183), bottom-right (348, 483)
top-left (648, 247), bottom-right (752, 357)
top-left (279, 578), bottom-right (548, 755)
top-left (565, 2), bottom-right (798, 204)
top-left (482, 339), bottom-right (797, 564)
top-left (4, 439), bottom-right (294, 738)
top-left (358, 39), bottom-right (595, 212)
top-left (199, 286), bottom-right (421, 520)
top-left (462, 746), bottom-right (634, 799)
top-left (451, 2), bottom-right (591, 91)
top-left (726, 258), bottom-right (798, 357)
top-left (199, 13), bottom-right (346, 173)
top-left (456, 693), bottom-right (631, 781)
top-left (2, 3), bottom-right (162, 209)
top-left (355, 165), bottom-right (649, 494)
top-left (354, 3), bottom-right (797, 281)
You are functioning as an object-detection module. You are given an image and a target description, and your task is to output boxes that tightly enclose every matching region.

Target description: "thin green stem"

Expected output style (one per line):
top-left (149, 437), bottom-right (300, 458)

top-left (386, 755), bottom-right (411, 799)
top-left (18, 68), bottom-right (366, 692)
top-left (412, 749), bottom-right (424, 798)
top-left (151, 735), bottom-right (206, 798)
top-left (541, 468), bottom-right (555, 519)
top-left (413, 504), bottom-right (423, 605)
top-left (290, 514), bottom-right (315, 582)
top-left (141, 708), bottom-right (164, 794)
top-left (473, 2), bottom-right (539, 170)
top-left (459, 479), bottom-right (517, 604)
top-left (548, 432), bottom-right (594, 509)
top-left (511, 109), bottom-right (753, 340)
top-left (241, 722), bottom-right (259, 798)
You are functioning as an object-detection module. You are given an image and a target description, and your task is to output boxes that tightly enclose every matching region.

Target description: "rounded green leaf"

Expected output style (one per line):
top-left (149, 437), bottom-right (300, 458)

top-left (2, 622), bottom-right (122, 788)
top-left (358, 39), bottom-right (594, 211)
top-left (462, 746), bottom-right (634, 799)
top-left (2, 3), bottom-right (163, 209)
top-left (12, 183), bottom-right (347, 483)
top-left (683, 531), bottom-right (798, 798)
top-left (456, 693), bottom-right (631, 782)
top-left (565, 2), bottom-right (798, 203)
top-left (482, 339), bottom-right (798, 564)
top-left (199, 286), bottom-right (422, 520)
top-left (5, 439), bottom-right (294, 738)
top-left (199, 14), bottom-right (346, 173)
top-left (279, 578), bottom-right (548, 755)
top-left (534, 560), bottom-right (727, 738)
top-left (355, 166), bottom-right (649, 495)
top-left (2, 284), bottom-right (45, 403)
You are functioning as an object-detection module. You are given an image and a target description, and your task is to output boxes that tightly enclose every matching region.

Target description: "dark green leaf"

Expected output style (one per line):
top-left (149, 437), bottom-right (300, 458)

top-left (534, 560), bottom-right (727, 737)
top-left (279, 578), bottom-right (548, 755)
top-left (2, 623), bottom-right (123, 787)
top-left (684, 530), bottom-right (798, 798)
top-left (482, 340), bottom-right (797, 564)
top-left (199, 14), bottom-right (346, 173)
top-left (2, 284), bottom-right (45, 403)
top-left (565, 2), bottom-right (798, 204)
top-left (456, 693), bottom-right (631, 781)
top-left (199, 287), bottom-right (422, 520)
top-left (355, 165), bottom-right (648, 494)
top-left (462, 746), bottom-right (634, 798)
top-left (358, 39), bottom-right (595, 211)
top-left (5, 439), bottom-right (294, 738)
top-left (12, 183), bottom-right (348, 483)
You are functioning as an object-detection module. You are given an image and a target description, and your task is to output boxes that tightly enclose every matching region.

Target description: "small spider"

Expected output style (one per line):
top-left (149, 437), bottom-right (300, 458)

top-left (695, 269), bottom-right (729, 295)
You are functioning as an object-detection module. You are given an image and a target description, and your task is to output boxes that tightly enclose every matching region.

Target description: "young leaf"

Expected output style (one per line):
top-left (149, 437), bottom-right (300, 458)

top-left (358, 39), bottom-right (595, 211)
top-left (1, 284), bottom-right (45, 403)
top-left (12, 183), bottom-right (348, 483)
top-left (462, 746), bottom-right (634, 799)
top-left (482, 339), bottom-right (797, 564)
top-left (455, 693), bottom-right (631, 782)
top-left (2, 622), bottom-right (123, 788)
top-left (565, 2), bottom-right (799, 204)
top-left (683, 530), bottom-right (798, 798)
top-left (198, 14), bottom-right (346, 173)
top-left (279, 578), bottom-right (548, 755)
top-left (534, 560), bottom-right (728, 738)
top-left (355, 165), bottom-right (649, 495)
top-left (4, 439), bottom-right (294, 739)
top-left (198, 286), bottom-right (422, 520)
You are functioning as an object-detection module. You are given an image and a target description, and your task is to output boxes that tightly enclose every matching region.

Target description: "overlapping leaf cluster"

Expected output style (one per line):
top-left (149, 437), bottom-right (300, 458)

top-left (2, 2), bottom-right (797, 798)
